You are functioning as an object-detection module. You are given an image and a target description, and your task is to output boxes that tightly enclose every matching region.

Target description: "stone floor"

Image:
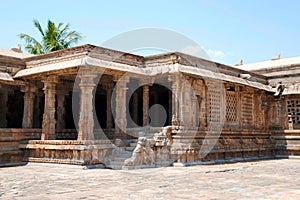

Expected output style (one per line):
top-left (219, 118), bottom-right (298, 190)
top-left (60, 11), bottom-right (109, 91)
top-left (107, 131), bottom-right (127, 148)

top-left (0, 159), bottom-right (299, 200)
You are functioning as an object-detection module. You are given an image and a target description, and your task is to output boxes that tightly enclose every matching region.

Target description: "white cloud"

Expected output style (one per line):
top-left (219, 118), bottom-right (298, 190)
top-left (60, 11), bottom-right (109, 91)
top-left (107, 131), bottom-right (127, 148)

top-left (206, 49), bottom-right (226, 60)
top-left (181, 45), bottom-right (226, 63)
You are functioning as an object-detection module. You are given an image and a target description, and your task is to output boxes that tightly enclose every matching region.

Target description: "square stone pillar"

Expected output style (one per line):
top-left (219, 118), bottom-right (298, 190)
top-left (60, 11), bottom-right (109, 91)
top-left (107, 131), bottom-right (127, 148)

top-left (41, 76), bottom-right (58, 140)
top-left (77, 69), bottom-right (97, 141)
top-left (143, 85), bottom-right (149, 126)
top-left (33, 94), bottom-right (42, 128)
top-left (21, 83), bottom-right (37, 128)
top-left (103, 83), bottom-right (114, 129)
top-left (114, 75), bottom-right (129, 138)
top-left (56, 89), bottom-right (69, 129)
top-left (132, 91), bottom-right (139, 127)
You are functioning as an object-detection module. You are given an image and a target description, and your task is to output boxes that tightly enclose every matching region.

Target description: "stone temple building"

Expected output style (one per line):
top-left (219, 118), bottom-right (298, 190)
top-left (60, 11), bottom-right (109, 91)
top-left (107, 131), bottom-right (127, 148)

top-left (0, 44), bottom-right (299, 169)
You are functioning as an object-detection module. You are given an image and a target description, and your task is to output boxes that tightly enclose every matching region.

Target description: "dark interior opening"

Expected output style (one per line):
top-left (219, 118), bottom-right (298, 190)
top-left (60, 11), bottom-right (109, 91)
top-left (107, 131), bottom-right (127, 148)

top-left (7, 90), bottom-right (24, 128)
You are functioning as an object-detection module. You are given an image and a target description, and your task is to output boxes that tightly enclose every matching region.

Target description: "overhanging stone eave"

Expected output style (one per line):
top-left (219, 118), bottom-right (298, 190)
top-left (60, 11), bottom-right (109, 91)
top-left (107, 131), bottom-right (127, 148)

top-left (0, 72), bottom-right (14, 82)
top-left (13, 58), bottom-right (85, 78)
top-left (83, 57), bottom-right (146, 75)
top-left (178, 65), bottom-right (274, 92)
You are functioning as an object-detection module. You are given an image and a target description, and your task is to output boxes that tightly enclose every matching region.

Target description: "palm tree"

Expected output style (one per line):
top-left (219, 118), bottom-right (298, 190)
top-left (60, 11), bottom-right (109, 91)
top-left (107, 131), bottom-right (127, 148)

top-left (19, 20), bottom-right (83, 54)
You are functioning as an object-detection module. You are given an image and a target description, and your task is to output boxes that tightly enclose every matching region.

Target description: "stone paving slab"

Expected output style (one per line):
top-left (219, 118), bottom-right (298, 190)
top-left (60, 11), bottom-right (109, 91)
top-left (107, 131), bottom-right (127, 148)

top-left (0, 159), bottom-right (299, 199)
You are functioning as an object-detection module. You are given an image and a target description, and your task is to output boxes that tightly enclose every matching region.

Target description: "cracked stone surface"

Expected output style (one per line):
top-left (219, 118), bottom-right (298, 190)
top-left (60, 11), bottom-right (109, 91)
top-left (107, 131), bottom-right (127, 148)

top-left (0, 159), bottom-right (299, 199)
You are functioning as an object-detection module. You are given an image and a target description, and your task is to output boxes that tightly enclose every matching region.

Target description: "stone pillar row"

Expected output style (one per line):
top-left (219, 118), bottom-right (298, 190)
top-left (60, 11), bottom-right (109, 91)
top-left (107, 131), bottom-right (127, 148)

top-left (37, 71), bottom-right (154, 140)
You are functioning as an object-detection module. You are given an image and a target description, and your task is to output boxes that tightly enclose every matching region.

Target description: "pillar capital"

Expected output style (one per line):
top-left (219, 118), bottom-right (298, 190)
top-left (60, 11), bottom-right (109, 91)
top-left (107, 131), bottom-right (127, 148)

top-left (21, 82), bottom-right (38, 93)
top-left (113, 74), bottom-right (130, 85)
top-left (42, 75), bottom-right (59, 84)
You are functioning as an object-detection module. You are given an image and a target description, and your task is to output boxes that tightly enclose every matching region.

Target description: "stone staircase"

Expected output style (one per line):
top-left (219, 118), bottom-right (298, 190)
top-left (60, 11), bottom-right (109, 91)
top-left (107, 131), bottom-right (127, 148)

top-left (107, 139), bottom-right (138, 170)
top-left (107, 128), bottom-right (161, 169)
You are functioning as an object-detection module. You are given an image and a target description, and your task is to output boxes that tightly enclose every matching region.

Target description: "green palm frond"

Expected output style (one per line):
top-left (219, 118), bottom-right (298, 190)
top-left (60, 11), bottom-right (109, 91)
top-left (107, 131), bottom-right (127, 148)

top-left (19, 19), bottom-right (83, 55)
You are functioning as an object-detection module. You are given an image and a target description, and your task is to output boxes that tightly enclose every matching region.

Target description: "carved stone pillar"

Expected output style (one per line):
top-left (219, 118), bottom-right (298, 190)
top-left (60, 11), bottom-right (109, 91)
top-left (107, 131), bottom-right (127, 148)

top-left (132, 91), bottom-right (139, 127)
top-left (143, 85), bottom-right (149, 126)
top-left (56, 90), bottom-right (68, 129)
top-left (33, 94), bottom-right (42, 128)
top-left (77, 70), bottom-right (97, 141)
top-left (41, 76), bottom-right (58, 140)
top-left (114, 75), bottom-right (129, 138)
top-left (22, 84), bottom-right (36, 128)
top-left (0, 87), bottom-right (8, 128)
top-left (170, 74), bottom-right (180, 124)
top-left (104, 84), bottom-right (114, 129)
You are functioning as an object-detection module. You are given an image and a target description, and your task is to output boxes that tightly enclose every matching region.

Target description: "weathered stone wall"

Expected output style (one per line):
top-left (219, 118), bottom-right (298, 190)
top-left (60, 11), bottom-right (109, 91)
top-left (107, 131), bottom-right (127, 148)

top-left (167, 77), bottom-right (282, 165)
top-left (0, 129), bottom-right (40, 167)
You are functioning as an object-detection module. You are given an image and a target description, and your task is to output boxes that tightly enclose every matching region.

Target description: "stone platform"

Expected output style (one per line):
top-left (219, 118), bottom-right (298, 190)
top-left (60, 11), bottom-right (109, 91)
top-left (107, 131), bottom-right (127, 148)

top-left (19, 140), bottom-right (114, 166)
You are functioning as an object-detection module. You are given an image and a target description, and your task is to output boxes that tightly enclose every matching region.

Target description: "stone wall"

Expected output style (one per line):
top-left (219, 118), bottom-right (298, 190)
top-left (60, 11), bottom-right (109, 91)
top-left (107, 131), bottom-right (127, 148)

top-left (0, 129), bottom-right (40, 167)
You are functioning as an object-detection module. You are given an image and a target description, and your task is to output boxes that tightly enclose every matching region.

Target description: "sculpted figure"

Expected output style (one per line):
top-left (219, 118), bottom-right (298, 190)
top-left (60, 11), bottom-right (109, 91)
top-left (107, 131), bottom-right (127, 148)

top-left (123, 137), bottom-right (155, 168)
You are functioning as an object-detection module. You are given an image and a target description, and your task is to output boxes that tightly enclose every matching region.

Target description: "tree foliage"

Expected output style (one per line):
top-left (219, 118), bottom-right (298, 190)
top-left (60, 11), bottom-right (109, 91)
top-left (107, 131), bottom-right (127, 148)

top-left (19, 20), bottom-right (83, 54)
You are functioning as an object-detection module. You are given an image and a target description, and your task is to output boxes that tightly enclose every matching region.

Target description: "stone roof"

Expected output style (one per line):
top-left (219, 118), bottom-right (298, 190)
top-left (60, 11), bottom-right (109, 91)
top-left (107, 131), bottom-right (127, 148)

top-left (0, 48), bottom-right (33, 59)
top-left (233, 56), bottom-right (300, 75)
top-left (5, 43), bottom-right (300, 94)
top-left (233, 56), bottom-right (300, 94)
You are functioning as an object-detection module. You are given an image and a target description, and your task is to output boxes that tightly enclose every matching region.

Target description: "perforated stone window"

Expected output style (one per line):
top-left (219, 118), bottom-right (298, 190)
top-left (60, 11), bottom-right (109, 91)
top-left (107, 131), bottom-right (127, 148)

top-left (207, 81), bottom-right (224, 127)
top-left (226, 91), bottom-right (238, 123)
top-left (287, 99), bottom-right (300, 125)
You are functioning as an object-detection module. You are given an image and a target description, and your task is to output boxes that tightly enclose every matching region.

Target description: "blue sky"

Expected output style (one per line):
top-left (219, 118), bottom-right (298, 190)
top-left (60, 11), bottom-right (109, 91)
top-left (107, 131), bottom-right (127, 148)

top-left (1, 0), bottom-right (300, 65)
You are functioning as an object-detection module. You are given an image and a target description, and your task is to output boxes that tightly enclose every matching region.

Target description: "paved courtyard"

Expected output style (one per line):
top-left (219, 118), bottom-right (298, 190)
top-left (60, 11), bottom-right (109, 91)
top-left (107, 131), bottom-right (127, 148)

top-left (0, 159), bottom-right (299, 200)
